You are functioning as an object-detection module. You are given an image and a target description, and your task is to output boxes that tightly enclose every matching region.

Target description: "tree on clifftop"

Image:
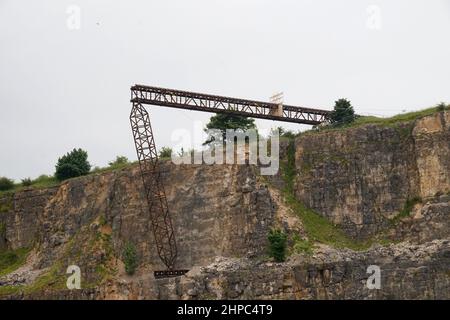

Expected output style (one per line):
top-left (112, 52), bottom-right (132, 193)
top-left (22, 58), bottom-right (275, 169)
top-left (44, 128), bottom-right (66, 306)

top-left (330, 98), bottom-right (356, 126)
top-left (203, 113), bottom-right (256, 144)
top-left (55, 148), bottom-right (91, 181)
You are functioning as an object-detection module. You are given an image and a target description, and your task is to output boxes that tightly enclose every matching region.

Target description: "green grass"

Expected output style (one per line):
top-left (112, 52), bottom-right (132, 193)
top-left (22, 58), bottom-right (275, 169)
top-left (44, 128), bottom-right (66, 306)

top-left (0, 261), bottom-right (66, 298)
top-left (0, 161), bottom-right (139, 198)
top-left (0, 222), bottom-right (116, 298)
top-left (302, 104), bottom-right (449, 136)
top-left (292, 235), bottom-right (314, 255)
top-left (283, 192), bottom-right (372, 251)
top-left (0, 175), bottom-right (59, 198)
top-left (390, 197), bottom-right (422, 223)
top-left (91, 161), bottom-right (135, 175)
top-left (29, 175), bottom-right (59, 189)
top-left (278, 138), bottom-right (377, 251)
top-left (0, 247), bottom-right (31, 277)
top-left (352, 105), bottom-right (448, 127)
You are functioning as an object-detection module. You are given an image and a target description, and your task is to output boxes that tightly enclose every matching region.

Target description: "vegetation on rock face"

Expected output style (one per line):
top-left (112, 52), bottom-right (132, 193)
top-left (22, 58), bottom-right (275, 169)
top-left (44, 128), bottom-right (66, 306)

top-left (30, 175), bottom-right (58, 188)
top-left (55, 148), bottom-right (91, 181)
top-left (312, 103), bottom-right (450, 135)
top-left (108, 155), bottom-right (129, 168)
top-left (267, 229), bottom-right (287, 262)
top-left (436, 102), bottom-right (447, 112)
top-left (391, 196), bottom-right (422, 223)
top-left (0, 177), bottom-right (14, 191)
top-left (159, 147), bottom-right (173, 159)
top-left (279, 139), bottom-right (376, 251)
top-left (123, 242), bottom-right (138, 275)
top-left (21, 178), bottom-right (32, 187)
top-left (292, 236), bottom-right (314, 255)
top-left (330, 98), bottom-right (356, 126)
top-left (0, 175), bottom-right (59, 197)
top-left (0, 247), bottom-right (31, 278)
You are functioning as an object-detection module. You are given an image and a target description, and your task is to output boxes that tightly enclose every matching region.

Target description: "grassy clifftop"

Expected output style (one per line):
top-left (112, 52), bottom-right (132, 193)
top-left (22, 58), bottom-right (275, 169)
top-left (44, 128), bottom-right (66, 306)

top-left (305, 104), bottom-right (449, 135)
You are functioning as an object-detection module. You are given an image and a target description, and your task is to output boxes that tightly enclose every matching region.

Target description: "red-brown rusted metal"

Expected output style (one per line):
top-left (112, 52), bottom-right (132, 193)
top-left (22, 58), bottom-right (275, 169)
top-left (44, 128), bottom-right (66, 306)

top-left (129, 85), bottom-right (330, 276)
top-left (130, 102), bottom-right (177, 271)
top-left (131, 84), bottom-right (331, 125)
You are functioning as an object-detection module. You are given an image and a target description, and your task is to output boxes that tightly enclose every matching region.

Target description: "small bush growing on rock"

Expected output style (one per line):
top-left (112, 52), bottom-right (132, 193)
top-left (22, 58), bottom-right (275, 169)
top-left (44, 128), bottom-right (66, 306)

top-left (123, 242), bottom-right (138, 275)
top-left (55, 148), bottom-right (91, 181)
top-left (21, 178), bottom-right (32, 187)
top-left (159, 147), bottom-right (173, 159)
top-left (268, 229), bottom-right (287, 262)
top-left (293, 236), bottom-right (313, 255)
top-left (108, 156), bottom-right (129, 168)
top-left (436, 102), bottom-right (447, 112)
top-left (0, 177), bottom-right (14, 191)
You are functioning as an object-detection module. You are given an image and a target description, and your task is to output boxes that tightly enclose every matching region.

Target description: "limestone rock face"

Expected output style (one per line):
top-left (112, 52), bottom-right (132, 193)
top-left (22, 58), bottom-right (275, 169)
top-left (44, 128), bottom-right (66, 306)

top-left (294, 110), bottom-right (450, 239)
top-left (169, 239), bottom-right (450, 300)
top-left (0, 110), bottom-right (449, 300)
top-left (1, 164), bottom-right (275, 272)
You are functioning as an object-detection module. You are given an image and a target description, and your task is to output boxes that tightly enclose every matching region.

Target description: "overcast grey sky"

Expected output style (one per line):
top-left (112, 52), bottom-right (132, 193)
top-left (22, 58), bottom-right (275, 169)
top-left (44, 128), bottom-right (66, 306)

top-left (1, 0), bottom-right (449, 181)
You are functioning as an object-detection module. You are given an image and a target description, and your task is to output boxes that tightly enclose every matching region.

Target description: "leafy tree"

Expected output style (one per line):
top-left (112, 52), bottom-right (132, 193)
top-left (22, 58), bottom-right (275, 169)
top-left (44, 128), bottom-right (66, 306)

top-left (436, 102), bottom-right (447, 112)
top-left (268, 229), bottom-right (287, 262)
top-left (159, 147), bottom-right (173, 158)
top-left (330, 98), bottom-right (356, 126)
top-left (0, 177), bottom-right (14, 191)
top-left (204, 113), bottom-right (256, 144)
top-left (122, 242), bottom-right (138, 275)
top-left (108, 155), bottom-right (129, 167)
top-left (55, 148), bottom-right (91, 181)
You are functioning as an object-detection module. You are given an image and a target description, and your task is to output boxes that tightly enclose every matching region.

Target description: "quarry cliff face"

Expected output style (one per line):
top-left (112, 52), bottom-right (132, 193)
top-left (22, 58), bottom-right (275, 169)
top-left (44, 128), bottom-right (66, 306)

top-left (0, 110), bottom-right (449, 300)
top-left (1, 164), bottom-right (274, 270)
top-left (295, 111), bottom-right (450, 239)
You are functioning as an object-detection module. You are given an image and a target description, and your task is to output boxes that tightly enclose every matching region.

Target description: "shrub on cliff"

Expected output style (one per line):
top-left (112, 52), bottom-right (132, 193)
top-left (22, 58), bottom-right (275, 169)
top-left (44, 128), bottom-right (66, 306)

top-left (55, 148), bottom-right (91, 181)
top-left (108, 155), bottom-right (129, 168)
top-left (21, 178), bottom-right (32, 187)
top-left (204, 113), bottom-right (256, 144)
top-left (123, 242), bottom-right (138, 275)
top-left (0, 177), bottom-right (14, 191)
top-left (436, 102), bottom-right (447, 112)
top-left (330, 98), bottom-right (356, 126)
top-left (159, 147), bottom-right (173, 159)
top-left (268, 229), bottom-right (287, 262)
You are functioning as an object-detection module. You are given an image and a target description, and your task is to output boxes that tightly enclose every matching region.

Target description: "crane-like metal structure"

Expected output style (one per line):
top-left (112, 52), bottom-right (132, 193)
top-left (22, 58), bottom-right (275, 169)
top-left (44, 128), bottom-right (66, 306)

top-left (129, 85), bottom-right (331, 278)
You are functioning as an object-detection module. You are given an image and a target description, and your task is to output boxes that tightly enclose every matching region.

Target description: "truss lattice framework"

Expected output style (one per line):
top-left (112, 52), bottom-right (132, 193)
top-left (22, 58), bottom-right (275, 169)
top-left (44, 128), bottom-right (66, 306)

top-left (131, 85), bottom-right (331, 125)
top-left (130, 102), bottom-right (177, 270)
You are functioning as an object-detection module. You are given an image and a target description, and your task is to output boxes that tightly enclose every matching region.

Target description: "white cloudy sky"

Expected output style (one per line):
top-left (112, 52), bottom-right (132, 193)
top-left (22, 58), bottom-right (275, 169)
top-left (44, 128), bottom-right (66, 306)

top-left (1, 0), bottom-right (449, 180)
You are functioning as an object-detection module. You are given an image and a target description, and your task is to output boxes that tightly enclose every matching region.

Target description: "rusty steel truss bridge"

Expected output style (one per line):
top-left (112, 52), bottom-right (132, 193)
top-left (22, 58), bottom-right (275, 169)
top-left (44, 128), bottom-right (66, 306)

top-left (129, 84), bottom-right (331, 278)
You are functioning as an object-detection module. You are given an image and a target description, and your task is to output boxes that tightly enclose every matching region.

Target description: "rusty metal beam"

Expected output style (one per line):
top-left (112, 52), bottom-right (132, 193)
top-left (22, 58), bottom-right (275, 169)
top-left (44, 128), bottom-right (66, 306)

top-left (130, 102), bottom-right (178, 271)
top-left (154, 270), bottom-right (189, 279)
top-left (131, 85), bottom-right (330, 125)
top-left (129, 84), bottom-right (330, 277)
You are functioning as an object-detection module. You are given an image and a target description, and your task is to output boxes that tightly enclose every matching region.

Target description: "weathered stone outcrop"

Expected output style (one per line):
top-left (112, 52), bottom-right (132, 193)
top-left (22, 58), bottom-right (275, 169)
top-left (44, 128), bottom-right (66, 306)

top-left (294, 110), bottom-right (450, 239)
top-left (0, 110), bottom-right (449, 300)
top-left (170, 239), bottom-right (450, 300)
top-left (12, 240), bottom-right (450, 300)
top-left (1, 164), bottom-right (274, 272)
